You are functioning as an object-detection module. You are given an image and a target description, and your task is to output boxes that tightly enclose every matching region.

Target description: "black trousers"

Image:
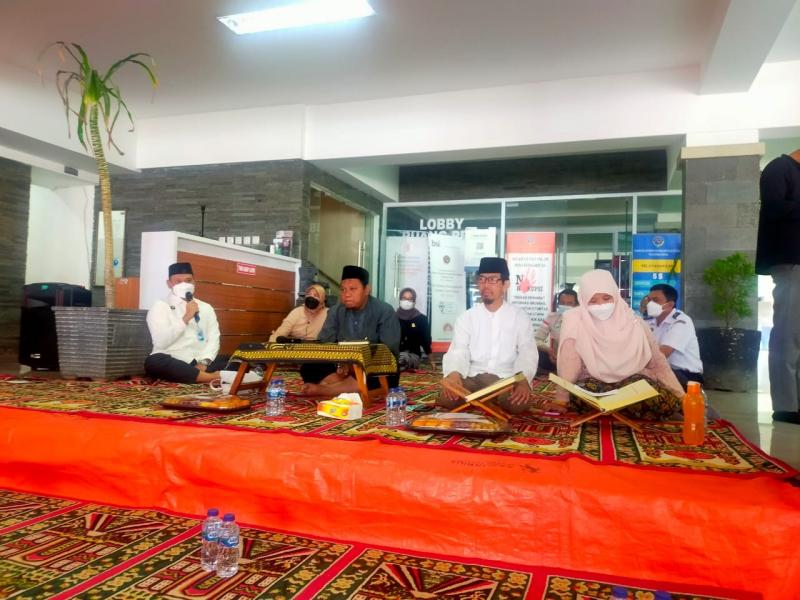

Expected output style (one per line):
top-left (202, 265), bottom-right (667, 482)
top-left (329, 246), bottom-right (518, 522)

top-left (299, 362), bottom-right (399, 390)
top-left (144, 353), bottom-right (231, 384)
top-left (672, 367), bottom-right (704, 391)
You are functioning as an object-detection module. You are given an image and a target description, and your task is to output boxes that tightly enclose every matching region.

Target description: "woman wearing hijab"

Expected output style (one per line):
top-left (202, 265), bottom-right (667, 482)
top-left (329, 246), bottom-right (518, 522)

top-left (396, 287), bottom-right (432, 371)
top-left (269, 284), bottom-right (329, 342)
top-left (548, 269), bottom-right (684, 420)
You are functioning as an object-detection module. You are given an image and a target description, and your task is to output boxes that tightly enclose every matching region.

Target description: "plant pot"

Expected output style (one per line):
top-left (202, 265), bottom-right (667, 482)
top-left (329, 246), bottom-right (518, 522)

top-left (696, 327), bottom-right (761, 392)
top-left (53, 307), bottom-right (152, 379)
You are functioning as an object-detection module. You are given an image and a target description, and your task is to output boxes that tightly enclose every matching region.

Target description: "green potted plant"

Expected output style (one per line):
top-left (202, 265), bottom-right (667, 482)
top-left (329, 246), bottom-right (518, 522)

top-left (41, 42), bottom-right (158, 379)
top-left (697, 252), bottom-right (761, 392)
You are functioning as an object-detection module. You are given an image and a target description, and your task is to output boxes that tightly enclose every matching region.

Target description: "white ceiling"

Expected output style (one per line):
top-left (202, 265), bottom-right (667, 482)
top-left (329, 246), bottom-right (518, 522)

top-left (4, 0), bottom-right (788, 120)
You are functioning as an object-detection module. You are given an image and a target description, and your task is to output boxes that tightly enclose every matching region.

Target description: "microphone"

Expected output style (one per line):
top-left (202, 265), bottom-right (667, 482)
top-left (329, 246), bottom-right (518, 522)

top-left (185, 291), bottom-right (200, 322)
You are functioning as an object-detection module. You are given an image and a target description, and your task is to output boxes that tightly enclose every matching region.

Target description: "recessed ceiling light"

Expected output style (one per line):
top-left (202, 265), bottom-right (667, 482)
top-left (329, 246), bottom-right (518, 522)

top-left (218, 0), bottom-right (375, 34)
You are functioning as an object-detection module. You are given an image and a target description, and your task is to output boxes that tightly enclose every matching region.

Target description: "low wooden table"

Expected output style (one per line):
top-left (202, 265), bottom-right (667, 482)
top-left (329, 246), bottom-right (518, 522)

top-left (228, 342), bottom-right (398, 407)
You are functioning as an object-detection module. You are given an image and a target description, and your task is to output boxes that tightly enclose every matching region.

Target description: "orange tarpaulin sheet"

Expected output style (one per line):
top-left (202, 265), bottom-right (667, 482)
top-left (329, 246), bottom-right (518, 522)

top-left (0, 406), bottom-right (798, 598)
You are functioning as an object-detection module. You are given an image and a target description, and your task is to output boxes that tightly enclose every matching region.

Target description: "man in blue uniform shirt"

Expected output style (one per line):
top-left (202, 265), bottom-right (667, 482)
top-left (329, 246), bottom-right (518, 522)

top-left (641, 283), bottom-right (703, 391)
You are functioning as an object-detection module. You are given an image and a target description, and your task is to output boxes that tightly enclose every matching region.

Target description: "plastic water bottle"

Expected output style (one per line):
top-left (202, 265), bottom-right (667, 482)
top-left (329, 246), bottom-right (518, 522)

top-left (200, 508), bottom-right (221, 571)
top-left (682, 381), bottom-right (705, 446)
top-left (610, 586), bottom-right (628, 600)
top-left (266, 378), bottom-right (285, 416)
top-left (215, 513), bottom-right (239, 578)
top-left (396, 387), bottom-right (407, 425)
top-left (385, 387), bottom-right (406, 427)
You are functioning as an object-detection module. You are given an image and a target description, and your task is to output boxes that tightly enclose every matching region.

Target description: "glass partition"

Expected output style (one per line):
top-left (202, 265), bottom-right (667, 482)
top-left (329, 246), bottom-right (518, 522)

top-left (382, 192), bottom-right (676, 337)
top-left (383, 202), bottom-right (502, 348)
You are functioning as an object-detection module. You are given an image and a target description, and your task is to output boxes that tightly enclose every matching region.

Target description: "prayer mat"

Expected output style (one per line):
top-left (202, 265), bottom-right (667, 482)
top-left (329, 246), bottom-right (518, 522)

top-left (607, 419), bottom-right (792, 476)
top-left (0, 373), bottom-right (795, 478)
top-left (0, 489), bottom-right (757, 600)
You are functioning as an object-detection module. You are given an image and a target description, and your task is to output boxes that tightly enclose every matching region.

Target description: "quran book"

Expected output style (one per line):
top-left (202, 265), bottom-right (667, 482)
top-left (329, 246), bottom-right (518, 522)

top-left (464, 372), bottom-right (527, 403)
top-left (548, 373), bottom-right (658, 412)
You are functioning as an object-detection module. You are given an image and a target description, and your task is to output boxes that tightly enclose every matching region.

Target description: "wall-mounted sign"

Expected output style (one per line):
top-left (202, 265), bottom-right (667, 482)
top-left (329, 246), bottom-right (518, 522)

top-left (236, 262), bottom-right (256, 276)
top-left (505, 232), bottom-right (556, 326)
top-left (632, 233), bottom-right (681, 309)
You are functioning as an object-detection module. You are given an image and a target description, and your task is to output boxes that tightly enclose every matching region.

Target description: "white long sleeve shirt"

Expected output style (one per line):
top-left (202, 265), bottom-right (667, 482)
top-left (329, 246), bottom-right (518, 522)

top-left (146, 293), bottom-right (220, 364)
top-left (442, 301), bottom-right (538, 383)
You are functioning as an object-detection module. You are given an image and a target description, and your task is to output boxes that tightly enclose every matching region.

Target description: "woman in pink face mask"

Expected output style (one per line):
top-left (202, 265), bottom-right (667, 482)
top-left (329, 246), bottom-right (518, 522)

top-left (546, 269), bottom-right (684, 420)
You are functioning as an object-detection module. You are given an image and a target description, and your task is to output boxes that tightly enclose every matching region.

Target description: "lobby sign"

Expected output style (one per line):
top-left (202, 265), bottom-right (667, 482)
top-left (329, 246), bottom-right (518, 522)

top-left (383, 236), bottom-right (429, 314)
top-left (505, 232), bottom-right (556, 326)
top-left (428, 233), bottom-right (466, 349)
top-left (632, 233), bottom-right (682, 309)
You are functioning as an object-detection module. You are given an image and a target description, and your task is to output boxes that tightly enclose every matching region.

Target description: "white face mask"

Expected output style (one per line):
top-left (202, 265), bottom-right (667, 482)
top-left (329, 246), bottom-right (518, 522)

top-left (556, 304), bottom-right (573, 315)
top-left (172, 282), bottom-right (195, 301)
top-left (399, 300), bottom-right (414, 311)
top-left (587, 302), bottom-right (615, 321)
top-left (646, 300), bottom-right (665, 318)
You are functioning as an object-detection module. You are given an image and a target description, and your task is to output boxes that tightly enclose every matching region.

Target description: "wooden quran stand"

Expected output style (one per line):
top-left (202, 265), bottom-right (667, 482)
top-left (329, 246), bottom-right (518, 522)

top-left (442, 374), bottom-right (528, 422)
top-left (568, 406), bottom-right (643, 431)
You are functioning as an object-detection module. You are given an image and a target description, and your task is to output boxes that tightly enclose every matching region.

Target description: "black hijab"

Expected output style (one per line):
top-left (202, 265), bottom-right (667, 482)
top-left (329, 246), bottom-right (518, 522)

top-left (396, 287), bottom-right (421, 320)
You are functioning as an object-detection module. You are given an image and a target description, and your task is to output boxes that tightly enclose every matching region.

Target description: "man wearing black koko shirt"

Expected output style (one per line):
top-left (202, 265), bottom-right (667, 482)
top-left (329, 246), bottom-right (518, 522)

top-left (300, 265), bottom-right (400, 396)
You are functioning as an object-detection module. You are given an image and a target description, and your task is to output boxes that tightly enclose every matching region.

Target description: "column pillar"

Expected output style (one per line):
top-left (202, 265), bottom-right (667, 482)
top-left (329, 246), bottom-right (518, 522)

top-left (680, 142), bottom-right (764, 330)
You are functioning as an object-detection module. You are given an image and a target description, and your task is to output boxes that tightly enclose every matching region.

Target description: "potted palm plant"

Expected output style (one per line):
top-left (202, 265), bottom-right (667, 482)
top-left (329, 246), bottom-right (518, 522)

top-left (41, 42), bottom-right (158, 379)
top-left (696, 252), bottom-right (761, 392)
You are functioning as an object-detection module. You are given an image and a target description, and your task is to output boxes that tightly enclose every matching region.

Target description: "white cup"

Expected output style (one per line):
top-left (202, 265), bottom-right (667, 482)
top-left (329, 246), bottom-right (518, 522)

top-left (209, 370), bottom-right (237, 395)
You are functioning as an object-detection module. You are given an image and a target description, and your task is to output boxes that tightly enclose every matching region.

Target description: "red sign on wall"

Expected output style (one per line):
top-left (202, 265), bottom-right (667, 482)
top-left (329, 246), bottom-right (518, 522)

top-left (236, 262), bottom-right (256, 276)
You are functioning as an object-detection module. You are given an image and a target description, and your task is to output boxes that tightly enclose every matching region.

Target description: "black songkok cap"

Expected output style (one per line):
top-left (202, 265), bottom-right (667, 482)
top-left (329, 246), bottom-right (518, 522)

top-left (477, 257), bottom-right (509, 280)
top-left (341, 265), bottom-right (369, 285)
top-left (168, 262), bottom-right (193, 277)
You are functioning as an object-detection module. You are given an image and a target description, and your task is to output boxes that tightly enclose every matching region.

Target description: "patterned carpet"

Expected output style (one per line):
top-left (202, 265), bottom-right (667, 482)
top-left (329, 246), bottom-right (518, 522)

top-left (0, 489), bottom-right (758, 600)
top-left (0, 371), bottom-right (795, 477)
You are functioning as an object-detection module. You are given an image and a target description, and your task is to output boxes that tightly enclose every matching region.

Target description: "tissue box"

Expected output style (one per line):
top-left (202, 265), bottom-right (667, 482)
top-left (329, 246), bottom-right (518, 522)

top-left (317, 393), bottom-right (363, 420)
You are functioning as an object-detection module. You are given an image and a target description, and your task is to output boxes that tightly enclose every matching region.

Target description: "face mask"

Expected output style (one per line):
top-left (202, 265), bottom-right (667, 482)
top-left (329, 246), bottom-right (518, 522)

top-left (646, 300), bottom-right (665, 318)
top-left (172, 282), bottom-right (195, 301)
top-left (556, 305), bottom-right (573, 315)
top-left (304, 296), bottom-right (320, 310)
top-left (399, 300), bottom-right (414, 311)
top-left (587, 302), bottom-right (615, 321)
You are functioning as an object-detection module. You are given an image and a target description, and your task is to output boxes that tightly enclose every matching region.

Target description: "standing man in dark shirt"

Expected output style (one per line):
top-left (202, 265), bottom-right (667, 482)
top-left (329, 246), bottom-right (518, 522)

top-left (756, 150), bottom-right (800, 424)
top-left (396, 287), bottom-right (432, 371)
top-left (300, 265), bottom-right (400, 396)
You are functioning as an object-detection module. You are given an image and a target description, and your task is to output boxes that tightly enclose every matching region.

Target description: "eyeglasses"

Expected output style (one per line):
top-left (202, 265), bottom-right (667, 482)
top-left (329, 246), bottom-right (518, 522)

top-left (476, 276), bottom-right (504, 285)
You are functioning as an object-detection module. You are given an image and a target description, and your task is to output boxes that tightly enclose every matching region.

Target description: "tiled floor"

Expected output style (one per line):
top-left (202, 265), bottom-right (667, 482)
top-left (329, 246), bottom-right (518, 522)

top-left (2, 351), bottom-right (798, 470)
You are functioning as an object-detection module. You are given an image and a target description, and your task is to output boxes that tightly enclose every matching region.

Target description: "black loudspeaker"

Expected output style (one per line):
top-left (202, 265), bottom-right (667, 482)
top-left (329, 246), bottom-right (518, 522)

top-left (19, 283), bottom-right (92, 370)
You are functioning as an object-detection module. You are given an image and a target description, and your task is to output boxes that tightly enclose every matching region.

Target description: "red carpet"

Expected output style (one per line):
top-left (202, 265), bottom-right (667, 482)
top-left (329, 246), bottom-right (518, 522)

top-left (0, 489), bottom-right (759, 599)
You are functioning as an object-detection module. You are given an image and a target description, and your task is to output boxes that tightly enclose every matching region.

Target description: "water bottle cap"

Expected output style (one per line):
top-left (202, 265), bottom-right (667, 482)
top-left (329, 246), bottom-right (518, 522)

top-left (222, 513), bottom-right (235, 521)
top-left (206, 508), bottom-right (219, 516)
top-left (687, 381), bottom-right (701, 393)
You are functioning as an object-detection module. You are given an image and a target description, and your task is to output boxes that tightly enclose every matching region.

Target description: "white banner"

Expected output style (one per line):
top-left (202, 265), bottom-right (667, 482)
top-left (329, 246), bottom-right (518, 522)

top-left (464, 227), bottom-right (497, 268)
top-left (428, 233), bottom-right (466, 343)
top-left (383, 236), bottom-right (429, 314)
top-left (506, 232), bottom-right (556, 327)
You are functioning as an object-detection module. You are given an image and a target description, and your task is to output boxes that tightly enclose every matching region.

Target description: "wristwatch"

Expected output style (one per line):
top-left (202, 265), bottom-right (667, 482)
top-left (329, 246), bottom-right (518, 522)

top-left (198, 359), bottom-right (211, 366)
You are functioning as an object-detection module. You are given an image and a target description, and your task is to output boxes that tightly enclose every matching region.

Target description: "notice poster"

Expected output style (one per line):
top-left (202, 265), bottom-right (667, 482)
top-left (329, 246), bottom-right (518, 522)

top-left (505, 232), bottom-right (556, 326)
top-left (428, 233), bottom-right (466, 347)
top-left (632, 233), bottom-right (681, 310)
top-left (383, 236), bottom-right (430, 313)
top-left (464, 227), bottom-right (497, 268)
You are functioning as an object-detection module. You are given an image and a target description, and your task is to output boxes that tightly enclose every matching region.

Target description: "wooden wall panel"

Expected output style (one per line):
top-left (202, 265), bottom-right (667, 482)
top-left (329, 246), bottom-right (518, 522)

top-left (194, 283), bottom-right (293, 312)
top-left (216, 310), bottom-right (284, 335)
top-left (178, 252), bottom-right (294, 291)
top-left (115, 277), bottom-right (140, 309)
top-left (175, 250), bottom-right (295, 357)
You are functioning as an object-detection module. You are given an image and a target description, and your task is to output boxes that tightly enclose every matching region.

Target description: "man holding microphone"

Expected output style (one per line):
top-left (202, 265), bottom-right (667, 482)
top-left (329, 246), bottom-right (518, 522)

top-left (145, 262), bottom-right (223, 383)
